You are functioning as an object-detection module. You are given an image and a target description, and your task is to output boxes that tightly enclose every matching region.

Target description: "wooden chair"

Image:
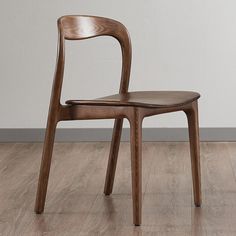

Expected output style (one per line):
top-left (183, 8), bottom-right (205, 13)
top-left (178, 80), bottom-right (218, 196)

top-left (35, 15), bottom-right (201, 226)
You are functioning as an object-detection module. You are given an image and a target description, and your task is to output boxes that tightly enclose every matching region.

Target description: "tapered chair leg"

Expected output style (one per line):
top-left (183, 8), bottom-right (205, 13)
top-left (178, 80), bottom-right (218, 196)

top-left (35, 119), bottom-right (57, 214)
top-left (185, 101), bottom-right (202, 207)
top-left (104, 118), bottom-right (123, 195)
top-left (129, 109), bottom-right (142, 226)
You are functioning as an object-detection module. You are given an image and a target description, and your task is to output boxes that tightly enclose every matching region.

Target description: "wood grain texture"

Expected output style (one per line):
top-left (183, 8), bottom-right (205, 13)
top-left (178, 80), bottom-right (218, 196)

top-left (35, 15), bottom-right (201, 226)
top-left (66, 91), bottom-right (200, 108)
top-left (1, 142), bottom-right (236, 235)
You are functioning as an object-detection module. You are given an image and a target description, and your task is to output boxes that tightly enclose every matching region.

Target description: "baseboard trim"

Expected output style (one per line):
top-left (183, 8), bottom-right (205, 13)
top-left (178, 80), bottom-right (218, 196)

top-left (0, 128), bottom-right (236, 142)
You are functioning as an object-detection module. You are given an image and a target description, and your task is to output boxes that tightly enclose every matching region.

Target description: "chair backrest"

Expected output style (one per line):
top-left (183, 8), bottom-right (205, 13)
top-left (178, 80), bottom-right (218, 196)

top-left (51, 15), bottom-right (132, 107)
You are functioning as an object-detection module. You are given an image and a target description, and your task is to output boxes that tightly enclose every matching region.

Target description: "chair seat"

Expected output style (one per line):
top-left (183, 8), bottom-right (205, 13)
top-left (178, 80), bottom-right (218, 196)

top-left (66, 91), bottom-right (200, 108)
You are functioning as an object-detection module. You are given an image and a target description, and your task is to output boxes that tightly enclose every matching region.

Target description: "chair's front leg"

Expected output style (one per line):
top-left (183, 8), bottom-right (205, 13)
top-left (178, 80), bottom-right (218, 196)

top-left (129, 108), bottom-right (143, 226)
top-left (35, 116), bottom-right (58, 214)
top-left (104, 118), bottom-right (123, 195)
top-left (185, 101), bottom-right (202, 207)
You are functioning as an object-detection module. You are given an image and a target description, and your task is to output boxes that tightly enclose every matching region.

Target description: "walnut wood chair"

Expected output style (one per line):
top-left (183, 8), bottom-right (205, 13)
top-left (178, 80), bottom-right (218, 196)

top-left (35, 15), bottom-right (201, 226)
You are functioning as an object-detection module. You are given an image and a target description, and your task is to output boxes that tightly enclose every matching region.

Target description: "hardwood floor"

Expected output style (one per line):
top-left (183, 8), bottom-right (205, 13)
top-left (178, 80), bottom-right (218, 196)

top-left (1, 142), bottom-right (236, 235)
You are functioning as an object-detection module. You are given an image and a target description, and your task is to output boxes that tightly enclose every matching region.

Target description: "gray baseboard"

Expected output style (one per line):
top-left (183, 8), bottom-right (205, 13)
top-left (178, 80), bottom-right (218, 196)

top-left (0, 128), bottom-right (236, 142)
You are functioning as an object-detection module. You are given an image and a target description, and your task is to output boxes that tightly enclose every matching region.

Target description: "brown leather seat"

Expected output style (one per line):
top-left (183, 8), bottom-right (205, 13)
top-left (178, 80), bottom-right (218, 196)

top-left (66, 91), bottom-right (200, 108)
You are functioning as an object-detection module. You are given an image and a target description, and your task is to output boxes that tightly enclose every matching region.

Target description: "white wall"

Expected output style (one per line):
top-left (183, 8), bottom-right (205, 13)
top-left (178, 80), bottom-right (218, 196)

top-left (1, 0), bottom-right (236, 129)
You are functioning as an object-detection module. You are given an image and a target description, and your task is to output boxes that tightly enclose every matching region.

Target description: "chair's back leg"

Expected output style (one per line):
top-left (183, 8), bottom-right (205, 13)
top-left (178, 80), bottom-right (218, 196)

top-left (129, 109), bottom-right (143, 226)
top-left (35, 118), bottom-right (57, 213)
top-left (104, 118), bottom-right (123, 195)
top-left (185, 101), bottom-right (202, 207)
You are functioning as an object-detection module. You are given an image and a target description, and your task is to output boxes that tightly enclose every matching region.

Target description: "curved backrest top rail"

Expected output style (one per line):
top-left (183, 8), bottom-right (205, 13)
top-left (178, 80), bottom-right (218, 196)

top-left (58, 15), bottom-right (130, 41)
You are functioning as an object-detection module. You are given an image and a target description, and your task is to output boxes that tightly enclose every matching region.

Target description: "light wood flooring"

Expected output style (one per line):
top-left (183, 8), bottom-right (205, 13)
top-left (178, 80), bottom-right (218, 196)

top-left (1, 142), bottom-right (236, 235)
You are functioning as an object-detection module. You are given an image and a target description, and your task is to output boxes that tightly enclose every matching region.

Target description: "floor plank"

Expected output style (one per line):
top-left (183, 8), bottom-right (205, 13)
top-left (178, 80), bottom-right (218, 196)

top-left (1, 142), bottom-right (236, 235)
